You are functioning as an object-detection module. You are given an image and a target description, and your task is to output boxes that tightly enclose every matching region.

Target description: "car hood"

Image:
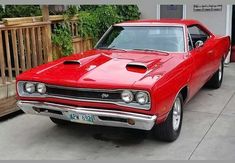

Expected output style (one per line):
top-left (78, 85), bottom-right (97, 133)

top-left (18, 50), bottom-right (175, 89)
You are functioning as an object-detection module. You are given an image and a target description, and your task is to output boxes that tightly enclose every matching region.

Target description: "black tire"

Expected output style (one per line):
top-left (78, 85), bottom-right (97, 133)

top-left (153, 93), bottom-right (183, 142)
top-left (206, 59), bottom-right (224, 89)
top-left (50, 117), bottom-right (71, 125)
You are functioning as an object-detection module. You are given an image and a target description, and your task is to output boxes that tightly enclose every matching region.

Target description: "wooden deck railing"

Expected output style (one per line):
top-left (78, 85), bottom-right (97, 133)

top-left (0, 15), bottom-right (93, 85)
top-left (0, 22), bottom-right (52, 84)
top-left (50, 15), bottom-right (80, 38)
top-left (2, 15), bottom-right (81, 38)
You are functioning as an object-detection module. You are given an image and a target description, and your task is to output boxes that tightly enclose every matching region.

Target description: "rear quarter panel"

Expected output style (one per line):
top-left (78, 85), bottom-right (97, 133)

top-left (213, 35), bottom-right (230, 67)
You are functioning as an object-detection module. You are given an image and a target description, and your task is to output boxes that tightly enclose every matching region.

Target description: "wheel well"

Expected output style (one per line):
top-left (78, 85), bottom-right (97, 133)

top-left (158, 86), bottom-right (189, 124)
top-left (180, 86), bottom-right (188, 103)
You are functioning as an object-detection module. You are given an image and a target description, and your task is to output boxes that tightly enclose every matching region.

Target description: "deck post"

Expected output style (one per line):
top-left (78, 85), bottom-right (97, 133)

top-left (42, 5), bottom-right (53, 62)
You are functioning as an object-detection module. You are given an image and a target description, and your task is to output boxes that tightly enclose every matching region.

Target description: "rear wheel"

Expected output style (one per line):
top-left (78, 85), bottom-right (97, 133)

top-left (153, 93), bottom-right (183, 142)
top-left (50, 117), bottom-right (71, 125)
top-left (206, 59), bottom-right (224, 89)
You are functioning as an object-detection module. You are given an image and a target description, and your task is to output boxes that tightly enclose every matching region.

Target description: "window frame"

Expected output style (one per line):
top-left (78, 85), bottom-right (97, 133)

top-left (188, 32), bottom-right (194, 51)
top-left (95, 25), bottom-right (187, 53)
top-left (187, 24), bottom-right (212, 51)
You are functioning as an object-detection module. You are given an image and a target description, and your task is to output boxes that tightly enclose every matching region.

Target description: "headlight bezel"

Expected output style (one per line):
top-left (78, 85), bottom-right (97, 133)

top-left (37, 83), bottom-right (47, 94)
top-left (121, 89), bottom-right (150, 107)
top-left (21, 82), bottom-right (47, 95)
top-left (136, 91), bottom-right (149, 105)
top-left (121, 90), bottom-right (134, 103)
top-left (24, 82), bottom-right (36, 94)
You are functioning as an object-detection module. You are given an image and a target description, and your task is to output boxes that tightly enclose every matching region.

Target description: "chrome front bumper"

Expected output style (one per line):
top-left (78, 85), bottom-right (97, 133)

top-left (17, 101), bottom-right (156, 130)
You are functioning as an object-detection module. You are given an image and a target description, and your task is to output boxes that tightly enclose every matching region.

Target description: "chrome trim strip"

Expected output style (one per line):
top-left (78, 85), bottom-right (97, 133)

top-left (17, 100), bottom-right (156, 130)
top-left (17, 81), bottom-right (151, 110)
top-left (51, 95), bottom-right (150, 109)
top-left (94, 25), bottom-right (113, 48)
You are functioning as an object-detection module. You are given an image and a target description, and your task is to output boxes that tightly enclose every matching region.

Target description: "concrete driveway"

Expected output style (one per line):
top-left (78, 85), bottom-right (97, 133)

top-left (0, 63), bottom-right (235, 160)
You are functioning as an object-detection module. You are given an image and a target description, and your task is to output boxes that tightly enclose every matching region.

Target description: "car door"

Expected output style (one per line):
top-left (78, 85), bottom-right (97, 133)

top-left (187, 25), bottom-right (214, 97)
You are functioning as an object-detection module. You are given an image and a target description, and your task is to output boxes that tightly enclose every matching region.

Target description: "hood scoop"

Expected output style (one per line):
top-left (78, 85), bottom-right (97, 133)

top-left (126, 62), bottom-right (148, 73)
top-left (63, 60), bottom-right (81, 65)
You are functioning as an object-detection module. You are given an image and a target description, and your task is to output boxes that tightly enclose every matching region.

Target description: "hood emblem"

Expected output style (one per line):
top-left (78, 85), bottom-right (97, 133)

top-left (101, 93), bottom-right (109, 99)
top-left (86, 65), bottom-right (97, 71)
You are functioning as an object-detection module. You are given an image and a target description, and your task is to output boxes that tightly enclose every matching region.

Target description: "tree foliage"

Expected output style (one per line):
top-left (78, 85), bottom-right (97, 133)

top-left (51, 24), bottom-right (73, 57)
top-left (52, 5), bottom-right (141, 57)
top-left (77, 5), bottom-right (141, 41)
top-left (0, 5), bottom-right (141, 57)
top-left (0, 5), bottom-right (41, 20)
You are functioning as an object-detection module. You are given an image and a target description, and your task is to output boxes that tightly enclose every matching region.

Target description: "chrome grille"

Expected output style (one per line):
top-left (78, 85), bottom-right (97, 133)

top-left (17, 81), bottom-right (151, 110)
top-left (46, 86), bottom-right (123, 102)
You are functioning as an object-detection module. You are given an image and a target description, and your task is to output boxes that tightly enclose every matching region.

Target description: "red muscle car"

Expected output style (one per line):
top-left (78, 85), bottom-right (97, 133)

top-left (16, 19), bottom-right (230, 142)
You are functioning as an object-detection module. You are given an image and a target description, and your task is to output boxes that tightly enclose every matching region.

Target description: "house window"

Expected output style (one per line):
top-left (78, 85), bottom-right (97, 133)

top-left (160, 5), bottom-right (183, 19)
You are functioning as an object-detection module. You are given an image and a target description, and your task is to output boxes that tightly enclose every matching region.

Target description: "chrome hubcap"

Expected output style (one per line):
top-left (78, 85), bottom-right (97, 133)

top-left (218, 62), bottom-right (223, 81)
top-left (172, 97), bottom-right (181, 131)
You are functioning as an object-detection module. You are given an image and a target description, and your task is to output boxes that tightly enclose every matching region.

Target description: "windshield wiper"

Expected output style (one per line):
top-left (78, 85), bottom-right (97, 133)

top-left (132, 48), bottom-right (169, 55)
top-left (97, 46), bottom-right (128, 52)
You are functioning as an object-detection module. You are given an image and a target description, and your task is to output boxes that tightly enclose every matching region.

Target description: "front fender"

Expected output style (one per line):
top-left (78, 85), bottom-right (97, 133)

top-left (151, 58), bottom-right (192, 124)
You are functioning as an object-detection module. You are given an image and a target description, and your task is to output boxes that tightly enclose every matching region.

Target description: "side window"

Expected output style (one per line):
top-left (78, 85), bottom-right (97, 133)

top-left (188, 25), bottom-right (210, 48)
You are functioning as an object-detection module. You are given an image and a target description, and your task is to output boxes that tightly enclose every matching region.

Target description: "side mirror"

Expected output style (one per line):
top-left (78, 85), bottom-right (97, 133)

top-left (195, 40), bottom-right (204, 48)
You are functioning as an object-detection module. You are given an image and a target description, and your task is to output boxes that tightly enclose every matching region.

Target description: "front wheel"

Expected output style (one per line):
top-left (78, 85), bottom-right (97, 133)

top-left (153, 93), bottom-right (183, 142)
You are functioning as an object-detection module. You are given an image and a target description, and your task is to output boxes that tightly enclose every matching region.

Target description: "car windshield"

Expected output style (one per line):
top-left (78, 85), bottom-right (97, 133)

top-left (96, 26), bottom-right (185, 53)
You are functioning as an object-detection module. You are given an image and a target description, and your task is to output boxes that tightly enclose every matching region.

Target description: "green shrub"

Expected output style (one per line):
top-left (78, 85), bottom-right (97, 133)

top-left (77, 5), bottom-right (140, 42)
top-left (93, 6), bottom-right (122, 38)
top-left (2, 5), bottom-right (41, 19)
top-left (78, 5), bottom-right (100, 11)
top-left (77, 6), bottom-right (123, 42)
top-left (51, 5), bottom-right (141, 57)
top-left (0, 5), bottom-right (4, 20)
top-left (77, 11), bottom-right (99, 40)
top-left (0, 4), bottom-right (140, 57)
top-left (63, 5), bottom-right (79, 18)
top-left (116, 5), bottom-right (141, 21)
top-left (51, 24), bottom-right (73, 57)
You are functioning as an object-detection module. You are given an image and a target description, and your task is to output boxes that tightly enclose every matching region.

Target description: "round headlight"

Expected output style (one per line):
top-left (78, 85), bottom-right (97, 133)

top-left (121, 90), bottom-right (134, 103)
top-left (25, 82), bottom-right (35, 93)
top-left (136, 92), bottom-right (149, 105)
top-left (37, 83), bottom-right (46, 94)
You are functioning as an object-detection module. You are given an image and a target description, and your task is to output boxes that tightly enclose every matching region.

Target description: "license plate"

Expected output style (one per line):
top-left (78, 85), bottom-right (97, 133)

top-left (66, 112), bottom-right (95, 124)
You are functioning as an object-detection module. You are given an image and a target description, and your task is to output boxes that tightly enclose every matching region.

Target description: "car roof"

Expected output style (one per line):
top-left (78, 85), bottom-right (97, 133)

top-left (115, 19), bottom-right (201, 26)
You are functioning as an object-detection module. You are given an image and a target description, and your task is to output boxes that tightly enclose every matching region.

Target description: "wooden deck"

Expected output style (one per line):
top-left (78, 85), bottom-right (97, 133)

top-left (0, 80), bottom-right (17, 117)
top-left (0, 13), bottom-right (93, 116)
top-left (0, 96), bottom-right (18, 117)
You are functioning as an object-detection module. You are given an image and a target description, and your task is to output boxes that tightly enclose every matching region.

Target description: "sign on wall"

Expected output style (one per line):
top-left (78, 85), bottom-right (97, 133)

top-left (193, 5), bottom-right (222, 12)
